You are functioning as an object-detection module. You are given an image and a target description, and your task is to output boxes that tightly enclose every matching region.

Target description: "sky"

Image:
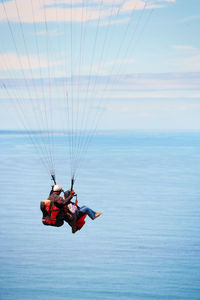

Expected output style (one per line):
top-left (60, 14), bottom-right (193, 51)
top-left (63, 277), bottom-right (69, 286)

top-left (0, 0), bottom-right (200, 131)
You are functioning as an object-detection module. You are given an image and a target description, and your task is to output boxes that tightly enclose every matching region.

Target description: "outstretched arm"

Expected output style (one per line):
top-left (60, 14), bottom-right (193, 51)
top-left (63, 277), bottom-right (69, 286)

top-left (64, 190), bottom-right (75, 203)
top-left (56, 190), bottom-right (75, 205)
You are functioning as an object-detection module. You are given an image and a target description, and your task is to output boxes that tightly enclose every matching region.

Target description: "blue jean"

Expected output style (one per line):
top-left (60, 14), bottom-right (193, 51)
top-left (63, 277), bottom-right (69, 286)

top-left (78, 205), bottom-right (96, 220)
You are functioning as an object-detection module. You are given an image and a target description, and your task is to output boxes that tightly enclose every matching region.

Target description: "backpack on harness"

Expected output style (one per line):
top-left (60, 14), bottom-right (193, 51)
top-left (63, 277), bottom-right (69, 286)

top-left (40, 200), bottom-right (60, 226)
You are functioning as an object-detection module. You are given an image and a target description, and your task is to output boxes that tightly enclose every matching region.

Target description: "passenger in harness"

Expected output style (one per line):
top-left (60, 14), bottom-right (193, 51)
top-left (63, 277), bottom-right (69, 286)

top-left (64, 190), bottom-right (103, 233)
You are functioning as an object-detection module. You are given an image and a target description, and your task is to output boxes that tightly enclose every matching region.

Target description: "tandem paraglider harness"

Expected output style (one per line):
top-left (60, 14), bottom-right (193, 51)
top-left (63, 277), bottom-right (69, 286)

top-left (40, 199), bottom-right (86, 230)
top-left (40, 174), bottom-right (87, 230)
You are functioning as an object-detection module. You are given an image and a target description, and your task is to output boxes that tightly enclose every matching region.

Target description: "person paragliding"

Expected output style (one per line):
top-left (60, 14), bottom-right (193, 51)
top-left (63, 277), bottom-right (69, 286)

top-left (40, 184), bottom-right (77, 233)
top-left (64, 189), bottom-right (103, 231)
top-left (40, 184), bottom-right (103, 234)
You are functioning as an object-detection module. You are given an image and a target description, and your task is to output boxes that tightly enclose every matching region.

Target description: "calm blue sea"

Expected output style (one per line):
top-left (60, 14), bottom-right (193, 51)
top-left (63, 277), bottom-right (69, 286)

top-left (0, 131), bottom-right (200, 300)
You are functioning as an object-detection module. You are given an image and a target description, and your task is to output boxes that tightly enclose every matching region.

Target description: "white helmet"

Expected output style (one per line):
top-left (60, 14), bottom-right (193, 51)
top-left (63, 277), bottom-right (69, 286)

top-left (53, 184), bottom-right (62, 192)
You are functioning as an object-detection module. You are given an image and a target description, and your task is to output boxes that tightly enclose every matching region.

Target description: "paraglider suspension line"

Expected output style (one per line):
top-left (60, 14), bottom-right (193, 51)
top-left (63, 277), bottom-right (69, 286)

top-left (71, 176), bottom-right (75, 191)
top-left (51, 173), bottom-right (56, 185)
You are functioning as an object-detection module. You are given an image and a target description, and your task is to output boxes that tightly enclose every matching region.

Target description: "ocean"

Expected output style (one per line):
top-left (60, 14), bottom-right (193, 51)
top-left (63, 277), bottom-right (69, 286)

top-left (0, 131), bottom-right (200, 300)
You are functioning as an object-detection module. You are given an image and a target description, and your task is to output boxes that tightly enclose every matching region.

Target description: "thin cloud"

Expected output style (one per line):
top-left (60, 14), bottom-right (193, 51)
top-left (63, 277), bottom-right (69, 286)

top-left (0, 0), bottom-right (105, 23)
top-left (122, 0), bottom-right (148, 11)
top-left (0, 0), bottom-right (176, 24)
top-left (0, 52), bottom-right (62, 72)
top-left (172, 45), bottom-right (197, 51)
top-left (179, 15), bottom-right (200, 23)
top-left (1, 72), bottom-right (200, 92)
top-left (162, 0), bottom-right (176, 2)
top-left (103, 89), bottom-right (200, 99)
top-left (122, 0), bottom-right (175, 12)
top-left (177, 54), bottom-right (200, 71)
top-left (99, 17), bottom-right (130, 26)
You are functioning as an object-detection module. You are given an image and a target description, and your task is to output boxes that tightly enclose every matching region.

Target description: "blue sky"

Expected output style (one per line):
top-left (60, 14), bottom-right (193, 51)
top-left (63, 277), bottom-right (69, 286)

top-left (0, 0), bottom-right (200, 131)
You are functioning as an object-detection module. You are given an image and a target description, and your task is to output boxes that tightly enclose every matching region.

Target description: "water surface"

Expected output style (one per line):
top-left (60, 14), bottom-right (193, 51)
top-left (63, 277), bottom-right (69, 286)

top-left (0, 131), bottom-right (200, 300)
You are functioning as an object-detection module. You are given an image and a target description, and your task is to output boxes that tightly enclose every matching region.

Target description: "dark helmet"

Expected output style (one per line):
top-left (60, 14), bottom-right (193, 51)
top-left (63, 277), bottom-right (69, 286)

top-left (64, 190), bottom-right (71, 198)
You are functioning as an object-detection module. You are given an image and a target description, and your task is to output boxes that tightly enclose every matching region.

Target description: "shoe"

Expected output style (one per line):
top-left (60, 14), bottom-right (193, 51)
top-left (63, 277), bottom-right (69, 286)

top-left (72, 226), bottom-right (77, 234)
top-left (94, 212), bottom-right (103, 219)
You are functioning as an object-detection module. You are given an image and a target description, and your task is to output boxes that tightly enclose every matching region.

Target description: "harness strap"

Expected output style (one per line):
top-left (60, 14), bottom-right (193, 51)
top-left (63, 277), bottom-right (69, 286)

top-left (43, 201), bottom-right (60, 221)
top-left (49, 201), bottom-right (54, 214)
